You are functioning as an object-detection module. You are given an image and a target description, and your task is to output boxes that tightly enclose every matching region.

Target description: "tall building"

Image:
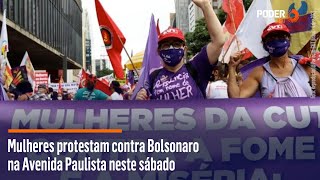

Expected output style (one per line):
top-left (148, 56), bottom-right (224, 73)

top-left (1, 0), bottom-right (83, 82)
top-left (91, 46), bottom-right (111, 75)
top-left (188, 2), bottom-right (204, 32)
top-left (83, 9), bottom-right (92, 73)
top-left (188, 0), bottom-right (222, 32)
top-left (170, 13), bottom-right (176, 28)
top-left (174, 0), bottom-right (190, 33)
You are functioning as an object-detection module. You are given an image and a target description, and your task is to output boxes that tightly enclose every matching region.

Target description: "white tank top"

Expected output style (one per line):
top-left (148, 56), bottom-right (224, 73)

top-left (260, 59), bottom-right (312, 97)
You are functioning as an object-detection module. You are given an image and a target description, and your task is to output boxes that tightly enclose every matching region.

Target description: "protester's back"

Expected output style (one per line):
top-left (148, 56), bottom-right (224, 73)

top-left (110, 81), bottom-right (123, 100)
top-left (74, 75), bottom-right (108, 100)
top-left (14, 81), bottom-right (33, 101)
top-left (206, 66), bottom-right (228, 99)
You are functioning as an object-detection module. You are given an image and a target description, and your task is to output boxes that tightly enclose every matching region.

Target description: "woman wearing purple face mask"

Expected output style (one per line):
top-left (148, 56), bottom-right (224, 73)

top-left (228, 22), bottom-right (320, 98)
top-left (135, 0), bottom-right (225, 100)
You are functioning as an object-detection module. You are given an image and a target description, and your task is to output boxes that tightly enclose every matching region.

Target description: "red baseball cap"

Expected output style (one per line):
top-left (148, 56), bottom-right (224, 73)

top-left (261, 22), bottom-right (290, 39)
top-left (158, 28), bottom-right (185, 43)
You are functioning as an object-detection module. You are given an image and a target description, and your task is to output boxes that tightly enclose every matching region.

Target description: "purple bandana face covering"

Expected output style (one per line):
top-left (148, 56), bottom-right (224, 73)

top-left (159, 48), bottom-right (184, 67)
top-left (263, 39), bottom-right (290, 57)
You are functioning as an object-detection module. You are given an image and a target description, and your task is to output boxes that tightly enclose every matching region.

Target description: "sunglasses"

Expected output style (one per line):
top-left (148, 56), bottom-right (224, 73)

top-left (159, 41), bottom-right (184, 50)
top-left (264, 33), bottom-right (289, 42)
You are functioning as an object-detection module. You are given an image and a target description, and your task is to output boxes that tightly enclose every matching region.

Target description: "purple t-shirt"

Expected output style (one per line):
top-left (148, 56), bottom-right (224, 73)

top-left (150, 46), bottom-right (214, 100)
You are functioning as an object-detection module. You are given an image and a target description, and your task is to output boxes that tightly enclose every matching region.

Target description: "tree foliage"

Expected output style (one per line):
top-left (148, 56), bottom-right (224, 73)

top-left (217, 9), bottom-right (227, 24)
top-left (243, 0), bottom-right (254, 11)
top-left (96, 68), bottom-right (114, 78)
top-left (185, 18), bottom-right (210, 57)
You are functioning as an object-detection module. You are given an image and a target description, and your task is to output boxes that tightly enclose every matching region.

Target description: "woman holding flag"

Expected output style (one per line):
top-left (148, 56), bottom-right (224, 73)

top-left (228, 22), bottom-right (320, 98)
top-left (136, 0), bottom-right (224, 100)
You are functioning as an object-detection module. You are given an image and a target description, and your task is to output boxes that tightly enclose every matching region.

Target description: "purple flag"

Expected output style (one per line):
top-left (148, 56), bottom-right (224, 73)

top-left (131, 14), bottom-right (162, 99)
top-left (240, 57), bottom-right (268, 80)
top-left (127, 70), bottom-right (134, 86)
top-left (0, 83), bottom-right (9, 101)
top-left (0, 84), bottom-right (4, 101)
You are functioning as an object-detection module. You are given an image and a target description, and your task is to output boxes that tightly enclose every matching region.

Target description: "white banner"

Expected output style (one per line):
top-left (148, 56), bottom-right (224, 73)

top-left (49, 82), bottom-right (79, 94)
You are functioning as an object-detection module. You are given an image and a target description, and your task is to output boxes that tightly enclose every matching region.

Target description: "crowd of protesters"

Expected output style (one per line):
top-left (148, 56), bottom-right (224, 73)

top-left (1, 0), bottom-right (319, 101)
top-left (1, 78), bottom-right (133, 101)
top-left (3, 81), bottom-right (73, 101)
top-left (2, 21), bottom-right (319, 101)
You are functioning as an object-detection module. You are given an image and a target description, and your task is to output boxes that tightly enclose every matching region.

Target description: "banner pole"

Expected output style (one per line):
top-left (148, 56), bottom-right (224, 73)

top-left (116, 35), bottom-right (140, 77)
top-left (228, 0), bottom-right (241, 52)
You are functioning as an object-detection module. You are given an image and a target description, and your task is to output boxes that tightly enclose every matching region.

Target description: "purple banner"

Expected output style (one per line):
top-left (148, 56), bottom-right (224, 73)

top-left (0, 98), bottom-right (320, 180)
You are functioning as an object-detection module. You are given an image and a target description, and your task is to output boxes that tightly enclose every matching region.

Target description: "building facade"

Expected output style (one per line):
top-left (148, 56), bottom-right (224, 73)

top-left (174, 0), bottom-right (190, 34)
top-left (170, 13), bottom-right (176, 28)
top-left (188, 1), bottom-right (204, 32)
top-left (188, 0), bottom-right (221, 32)
top-left (92, 48), bottom-right (111, 75)
top-left (175, 0), bottom-right (222, 33)
top-left (83, 9), bottom-right (92, 72)
top-left (0, 0), bottom-right (83, 78)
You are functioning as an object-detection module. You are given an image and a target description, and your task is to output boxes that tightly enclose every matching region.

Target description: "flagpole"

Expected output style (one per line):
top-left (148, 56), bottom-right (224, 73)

top-left (221, 0), bottom-right (244, 64)
top-left (228, 0), bottom-right (241, 52)
top-left (116, 35), bottom-right (140, 77)
top-left (221, 35), bottom-right (237, 63)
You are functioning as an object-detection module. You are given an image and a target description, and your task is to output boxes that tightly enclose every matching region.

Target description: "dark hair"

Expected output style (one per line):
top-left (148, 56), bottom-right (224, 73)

top-left (86, 75), bottom-right (97, 91)
top-left (158, 38), bottom-right (185, 50)
top-left (111, 81), bottom-right (123, 95)
top-left (262, 31), bottom-right (291, 43)
top-left (62, 93), bottom-right (69, 100)
top-left (11, 89), bottom-right (21, 100)
top-left (51, 91), bottom-right (58, 100)
top-left (210, 64), bottom-right (228, 82)
top-left (16, 81), bottom-right (33, 94)
top-left (48, 87), bottom-right (53, 93)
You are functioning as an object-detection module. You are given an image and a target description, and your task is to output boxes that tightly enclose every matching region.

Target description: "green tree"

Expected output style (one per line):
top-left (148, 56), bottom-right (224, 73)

top-left (96, 68), bottom-right (114, 78)
top-left (243, 0), bottom-right (253, 11)
top-left (217, 9), bottom-right (226, 24)
top-left (185, 18), bottom-right (210, 57)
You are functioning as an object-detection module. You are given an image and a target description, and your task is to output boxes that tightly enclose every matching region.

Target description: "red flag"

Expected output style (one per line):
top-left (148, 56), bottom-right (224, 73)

top-left (222, 0), bottom-right (245, 34)
top-left (314, 52), bottom-right (320, 67)
top-left (95, 0), bottom-right (125, 79)
top-left (156, 19), bottom-right (160, 36)
top-left (241, 48), bottom-right (253, 60)
top-left (58, 76), bottom-right (64, 93)
top-left (95, 79), bottom-right (112, 96)
top-left (79, 69), bottom-right (112, 96)
top-left (98, 77), bottom-right (109, 86)
top-left (79, 69), bottom-right (88, 88)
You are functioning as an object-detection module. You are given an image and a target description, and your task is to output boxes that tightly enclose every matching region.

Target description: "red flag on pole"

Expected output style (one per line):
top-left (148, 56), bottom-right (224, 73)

top-left (222, 0), bottom-right (245, 34)
top-left (241, 48), bottom-right (253, 60)
top-left (79, 69), bottom-right (112, 96)
top-left (95, 79), bottom-right (112, 96)
top-left (156, 19), bottom-right (161, 36)
top-left (95, 0), bottom-right (126, 79)
top-left (58, 76), bottom-right (64, 94)
top-left (79, 69), bottom-right (87, 89)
